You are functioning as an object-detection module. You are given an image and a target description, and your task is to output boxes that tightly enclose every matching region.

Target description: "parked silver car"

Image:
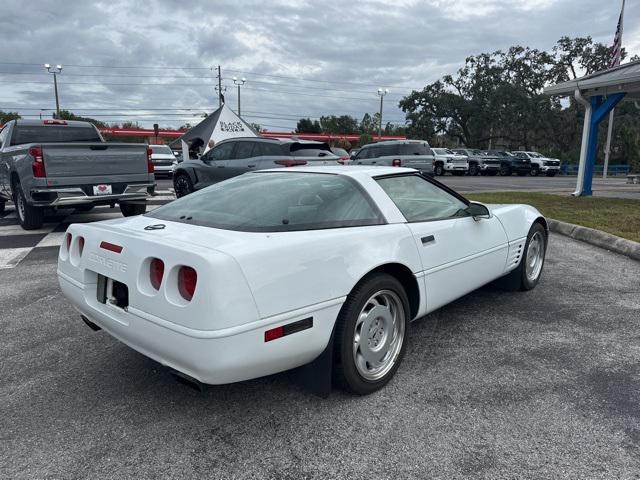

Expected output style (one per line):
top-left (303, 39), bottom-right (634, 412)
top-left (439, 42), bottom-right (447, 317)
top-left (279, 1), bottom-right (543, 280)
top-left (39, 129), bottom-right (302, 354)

top-left (351, 140), bottom-right (434, 174)
top-left (172, 137), bottom-right (339, 197)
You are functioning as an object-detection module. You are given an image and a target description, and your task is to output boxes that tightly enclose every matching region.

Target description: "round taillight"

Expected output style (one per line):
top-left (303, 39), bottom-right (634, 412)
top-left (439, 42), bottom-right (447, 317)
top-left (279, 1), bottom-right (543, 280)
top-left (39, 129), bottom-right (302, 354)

top-left (392, 158), bottom-right (401, 167)
top-left (149, 258), bottom-right (164, 290)
top-left (78, 236), bottom-right (85, 256)
top-left (178, 266), bottom-right (197, 301)
top-left (66, 233), bottom-right (72, 251)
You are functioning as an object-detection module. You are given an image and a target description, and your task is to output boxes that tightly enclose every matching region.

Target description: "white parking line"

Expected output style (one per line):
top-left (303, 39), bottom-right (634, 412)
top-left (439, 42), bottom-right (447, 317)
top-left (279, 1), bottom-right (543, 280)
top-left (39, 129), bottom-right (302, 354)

top-left (0, 225), bottom-right (56, 236)
top-left (0, 247), bottom-right (32, 269)
top-left (36, 232), bottom-right (66, 248)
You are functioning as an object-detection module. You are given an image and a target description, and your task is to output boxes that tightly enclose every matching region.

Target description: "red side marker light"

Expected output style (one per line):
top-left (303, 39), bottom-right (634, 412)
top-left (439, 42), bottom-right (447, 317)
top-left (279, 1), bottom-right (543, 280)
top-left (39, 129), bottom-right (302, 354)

top-left (264, 326), bottom-right (284, 342)
top-left (66, 233), bottom-right (72, 250)
top-left (78, 236), bottom-right (85, 256)
top-left (100, 241), bottom-right (123, 254)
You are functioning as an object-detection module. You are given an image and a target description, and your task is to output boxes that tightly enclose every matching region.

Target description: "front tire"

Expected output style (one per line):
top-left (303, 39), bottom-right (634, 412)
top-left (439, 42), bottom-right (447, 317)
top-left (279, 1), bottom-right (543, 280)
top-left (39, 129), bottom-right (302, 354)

top-left (15, 184), bottom-right (44, 230)
top-left (173, 172), bottom-right (194, 198)
top-left (469, 164), bottom-right (479, 176)
top-left (530, 166), bottom-right (540, 176)
top-left (502, 222), bottom-right (547, 291)
top-left (119, 202), bottom-right (146, 217)
top-left (499, 165), bottom-right (511, 176)
top-left (434, 163), bottom-right (444, 176)
top-left (333, 273), bottom-right (409, 395)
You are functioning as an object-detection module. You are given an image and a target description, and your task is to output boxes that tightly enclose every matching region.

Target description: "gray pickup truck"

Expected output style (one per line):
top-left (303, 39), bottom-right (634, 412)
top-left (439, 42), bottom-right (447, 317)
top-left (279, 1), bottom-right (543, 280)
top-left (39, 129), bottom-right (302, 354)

top-left (0, 119), bottom-right (155, 229)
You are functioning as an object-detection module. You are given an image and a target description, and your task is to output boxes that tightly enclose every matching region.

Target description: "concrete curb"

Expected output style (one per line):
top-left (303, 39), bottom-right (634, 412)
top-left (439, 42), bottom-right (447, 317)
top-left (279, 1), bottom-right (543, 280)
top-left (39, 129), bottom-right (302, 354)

top-left (548, 218), bottom-right (640, 262)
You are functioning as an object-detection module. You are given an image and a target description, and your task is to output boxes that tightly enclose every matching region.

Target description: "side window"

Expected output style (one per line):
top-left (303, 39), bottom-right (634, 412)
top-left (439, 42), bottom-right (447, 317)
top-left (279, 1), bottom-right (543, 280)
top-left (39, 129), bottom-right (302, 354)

top-left (233, 141), bottom-right (257, 160)
top-left (355, 148), bottom-right (369, 160)
top-left (260, 142), bottom-right (283, 156)
top-left (377, 174), bottom-right (469, 222)
top-left (376, 145), bottom-right (396, 157)
top-left (400, 143), bottom-right (430, 155)
top-left (210, 142), bottom-right (235, 160)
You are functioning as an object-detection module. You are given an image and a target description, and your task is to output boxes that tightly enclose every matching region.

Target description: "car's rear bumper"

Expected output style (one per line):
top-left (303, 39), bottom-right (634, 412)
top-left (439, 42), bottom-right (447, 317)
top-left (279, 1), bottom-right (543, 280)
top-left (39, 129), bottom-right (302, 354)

top-left (58, 271), bottom-right (339, 385)
top-left (30, 183), bottom-right (154, 207)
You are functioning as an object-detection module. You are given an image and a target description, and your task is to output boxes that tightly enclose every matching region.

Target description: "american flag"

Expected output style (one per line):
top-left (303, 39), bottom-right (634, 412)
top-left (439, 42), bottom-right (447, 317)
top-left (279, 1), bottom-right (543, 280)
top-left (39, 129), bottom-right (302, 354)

top-left (610, 0), bottom-right (625, 68)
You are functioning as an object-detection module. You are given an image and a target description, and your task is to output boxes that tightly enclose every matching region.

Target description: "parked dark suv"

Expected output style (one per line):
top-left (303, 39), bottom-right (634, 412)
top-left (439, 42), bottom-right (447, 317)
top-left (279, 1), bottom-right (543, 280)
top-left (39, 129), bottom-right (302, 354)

top-left (172, 137), bottom-right (339, 197)
top-left (485, 150), bottom-right (532, 176)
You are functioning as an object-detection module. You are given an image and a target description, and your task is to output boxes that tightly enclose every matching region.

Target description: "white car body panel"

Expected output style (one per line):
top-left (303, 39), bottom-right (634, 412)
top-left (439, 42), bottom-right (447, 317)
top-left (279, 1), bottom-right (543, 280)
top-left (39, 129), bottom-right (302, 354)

top-left (57, 166), bottom-right (546, 385)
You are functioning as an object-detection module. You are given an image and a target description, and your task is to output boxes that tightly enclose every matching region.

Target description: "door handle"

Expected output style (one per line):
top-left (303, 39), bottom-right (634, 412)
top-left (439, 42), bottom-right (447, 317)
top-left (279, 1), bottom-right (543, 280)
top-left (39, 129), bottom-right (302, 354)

top-left (217, 165), bottom-right (225, 168)
top-left (421, 235), bottom-right (435, 245)
top-left (247, 164), bottom-right (256, 168)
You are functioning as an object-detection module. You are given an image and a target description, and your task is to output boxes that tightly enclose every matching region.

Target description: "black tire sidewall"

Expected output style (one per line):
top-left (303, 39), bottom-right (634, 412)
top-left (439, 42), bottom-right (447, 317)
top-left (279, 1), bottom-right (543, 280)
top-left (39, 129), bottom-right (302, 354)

top-left (531, 166), bottom-right (539, 176)
top-left (334, 273), bottom-right (410, 395)
top-left (174, 173), bottom-right (193, 198)
top-left (15, 184), bottom-right (44, 230)
top-left (520, 222), bottom-right (547, 290)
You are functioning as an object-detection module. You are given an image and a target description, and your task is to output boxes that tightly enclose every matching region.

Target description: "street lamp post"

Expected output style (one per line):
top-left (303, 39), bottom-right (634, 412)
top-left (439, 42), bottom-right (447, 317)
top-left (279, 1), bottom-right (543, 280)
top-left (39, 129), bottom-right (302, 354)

top-left (233, 77), bottom-right (246, 116)
top-left (377, 88), bottom-right (389, 139)
top-left (44, 64), bottom-right (63, 118)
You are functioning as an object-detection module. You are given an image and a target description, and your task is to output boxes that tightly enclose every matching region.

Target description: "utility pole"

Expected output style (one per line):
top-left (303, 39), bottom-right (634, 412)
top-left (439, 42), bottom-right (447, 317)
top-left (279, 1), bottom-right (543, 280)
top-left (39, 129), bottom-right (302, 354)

top-left (377, 88), bottom-right (389, 139)
top-left (44, 64), bottom-right (62, 117)
top-left (217, 65), bottom-right (223, 106)
top-left (233, 77), bottom-right (246, 116)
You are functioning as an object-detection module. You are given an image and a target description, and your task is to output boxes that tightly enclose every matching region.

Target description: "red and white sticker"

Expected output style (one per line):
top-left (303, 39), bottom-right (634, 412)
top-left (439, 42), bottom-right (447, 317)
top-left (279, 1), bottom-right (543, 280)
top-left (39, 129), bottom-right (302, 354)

top-left (93, 184), bottom-right (112, 196)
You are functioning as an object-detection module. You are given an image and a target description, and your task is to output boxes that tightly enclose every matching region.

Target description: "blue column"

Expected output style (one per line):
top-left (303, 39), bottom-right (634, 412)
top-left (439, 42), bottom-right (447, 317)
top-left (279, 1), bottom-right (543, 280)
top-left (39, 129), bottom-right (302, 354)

top-left (581, 92), bottom-right (625, 196)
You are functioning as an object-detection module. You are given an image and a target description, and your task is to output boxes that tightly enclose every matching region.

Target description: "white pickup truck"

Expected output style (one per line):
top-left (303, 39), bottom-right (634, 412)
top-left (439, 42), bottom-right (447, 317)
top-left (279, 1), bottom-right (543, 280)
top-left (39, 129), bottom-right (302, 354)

top-left (0, 119), bottom-right (155, 229)
top-left (511, 151), bottom-right (561, 177)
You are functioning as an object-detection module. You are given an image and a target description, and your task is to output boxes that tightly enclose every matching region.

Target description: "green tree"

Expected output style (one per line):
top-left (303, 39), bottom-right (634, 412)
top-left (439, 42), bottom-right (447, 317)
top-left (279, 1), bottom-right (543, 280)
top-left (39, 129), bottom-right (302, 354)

top-left (0, 110), bottom-right (21, 124)
top-left (296, 118), bottom-right (322, 133)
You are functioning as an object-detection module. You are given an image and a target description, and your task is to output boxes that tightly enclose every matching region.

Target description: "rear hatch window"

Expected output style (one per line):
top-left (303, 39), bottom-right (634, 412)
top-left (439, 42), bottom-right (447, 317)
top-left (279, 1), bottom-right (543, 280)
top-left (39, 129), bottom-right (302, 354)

top-left (11, 125), bottom-right (101, 145)
top-left (289, 143), bottom-right (335, 157)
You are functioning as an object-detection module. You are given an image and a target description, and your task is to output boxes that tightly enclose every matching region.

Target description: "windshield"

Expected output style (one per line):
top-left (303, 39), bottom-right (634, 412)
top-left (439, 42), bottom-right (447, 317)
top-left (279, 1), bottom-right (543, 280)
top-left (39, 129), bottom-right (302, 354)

top-left (11, 125), bottom-right (101, 145)
top-left (151, 145), bottom-right (174, 155)
top-left (433, 148), bottom-right (447, 154)
top-left (147, 172), bottom-right (385, 232)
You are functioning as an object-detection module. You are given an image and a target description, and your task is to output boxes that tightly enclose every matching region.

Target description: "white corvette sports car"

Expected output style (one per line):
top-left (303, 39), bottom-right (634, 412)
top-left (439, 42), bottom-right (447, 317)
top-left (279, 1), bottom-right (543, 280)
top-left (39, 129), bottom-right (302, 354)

top-left (58, 166), bottom-right (548, 395)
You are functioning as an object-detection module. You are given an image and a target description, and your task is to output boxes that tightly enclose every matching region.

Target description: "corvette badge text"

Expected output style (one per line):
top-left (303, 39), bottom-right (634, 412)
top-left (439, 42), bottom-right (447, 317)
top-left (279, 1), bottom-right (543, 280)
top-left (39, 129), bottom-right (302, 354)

top-left (89, 253), bottom-right (127, 273)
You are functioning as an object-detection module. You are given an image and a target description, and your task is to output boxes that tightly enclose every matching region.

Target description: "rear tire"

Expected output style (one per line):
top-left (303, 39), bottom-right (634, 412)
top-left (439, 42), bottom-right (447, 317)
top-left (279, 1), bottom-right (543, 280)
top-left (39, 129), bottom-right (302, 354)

top-left (530, 166), bottom-right (540, 176)
top-left (434, 163), bottom-right (444, 176)
top-left (173, 172), bottom-right (194, 198)
top-left (501, 222), bottom-right (547, 291)
top-left (499, 165), bottom-right (511, 176)
top-left (333, 273), bottom-right (409, 395)
top-left (119, 202), bottom-right (146, 217)
top-left (15, 184), bottom-right (44, 230)
top-left (469, 164), bottom-right (479, 176)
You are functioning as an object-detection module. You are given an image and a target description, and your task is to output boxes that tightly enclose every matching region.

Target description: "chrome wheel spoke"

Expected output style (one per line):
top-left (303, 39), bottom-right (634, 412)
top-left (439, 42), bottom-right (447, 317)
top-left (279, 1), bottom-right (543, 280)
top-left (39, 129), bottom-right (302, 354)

top-left (351, 289), bottom-right (406, 381)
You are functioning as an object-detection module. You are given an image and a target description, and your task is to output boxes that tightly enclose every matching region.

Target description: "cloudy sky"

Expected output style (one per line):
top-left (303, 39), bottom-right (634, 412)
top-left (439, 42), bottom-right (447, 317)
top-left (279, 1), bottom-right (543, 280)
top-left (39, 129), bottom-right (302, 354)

top-left (0, 0), bottom-right (636, 131)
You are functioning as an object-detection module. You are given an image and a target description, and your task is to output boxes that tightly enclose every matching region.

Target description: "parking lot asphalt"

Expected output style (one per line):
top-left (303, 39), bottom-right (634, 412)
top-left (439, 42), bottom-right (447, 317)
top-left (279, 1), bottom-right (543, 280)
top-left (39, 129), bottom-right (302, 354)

top-left (2, 233), bottom-right (639, 479)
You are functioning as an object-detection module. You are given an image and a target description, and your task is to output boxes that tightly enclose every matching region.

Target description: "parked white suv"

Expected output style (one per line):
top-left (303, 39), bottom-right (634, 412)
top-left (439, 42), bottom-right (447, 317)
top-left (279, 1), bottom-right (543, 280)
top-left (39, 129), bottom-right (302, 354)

top-left (432, 148), bottom-right (468, 176)
top-left (512, 151), bottom-right (561, 177)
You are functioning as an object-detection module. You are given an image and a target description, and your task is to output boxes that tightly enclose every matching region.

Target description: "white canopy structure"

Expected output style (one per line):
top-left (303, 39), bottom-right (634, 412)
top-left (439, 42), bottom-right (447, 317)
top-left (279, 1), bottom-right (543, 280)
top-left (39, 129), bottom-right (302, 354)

top-left (169, 103), bottom-right (258, 155)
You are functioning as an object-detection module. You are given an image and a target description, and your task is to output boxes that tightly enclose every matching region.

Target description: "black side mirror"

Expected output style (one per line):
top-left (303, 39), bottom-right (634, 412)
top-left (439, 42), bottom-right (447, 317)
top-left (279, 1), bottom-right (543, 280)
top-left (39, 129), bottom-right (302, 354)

top-left (467, 202), bottom-right (491, 220)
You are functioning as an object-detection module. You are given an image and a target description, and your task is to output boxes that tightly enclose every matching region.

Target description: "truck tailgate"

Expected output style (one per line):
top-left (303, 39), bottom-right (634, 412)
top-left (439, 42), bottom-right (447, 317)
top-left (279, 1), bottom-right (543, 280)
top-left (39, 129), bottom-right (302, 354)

top-left (42, 143), bottom-right (148, 177)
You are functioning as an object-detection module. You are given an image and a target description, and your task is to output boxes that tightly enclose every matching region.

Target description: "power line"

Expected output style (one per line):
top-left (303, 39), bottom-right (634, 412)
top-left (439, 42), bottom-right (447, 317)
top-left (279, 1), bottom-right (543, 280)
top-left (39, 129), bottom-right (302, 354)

top-left (0, 61), bottom-right (422, 90)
